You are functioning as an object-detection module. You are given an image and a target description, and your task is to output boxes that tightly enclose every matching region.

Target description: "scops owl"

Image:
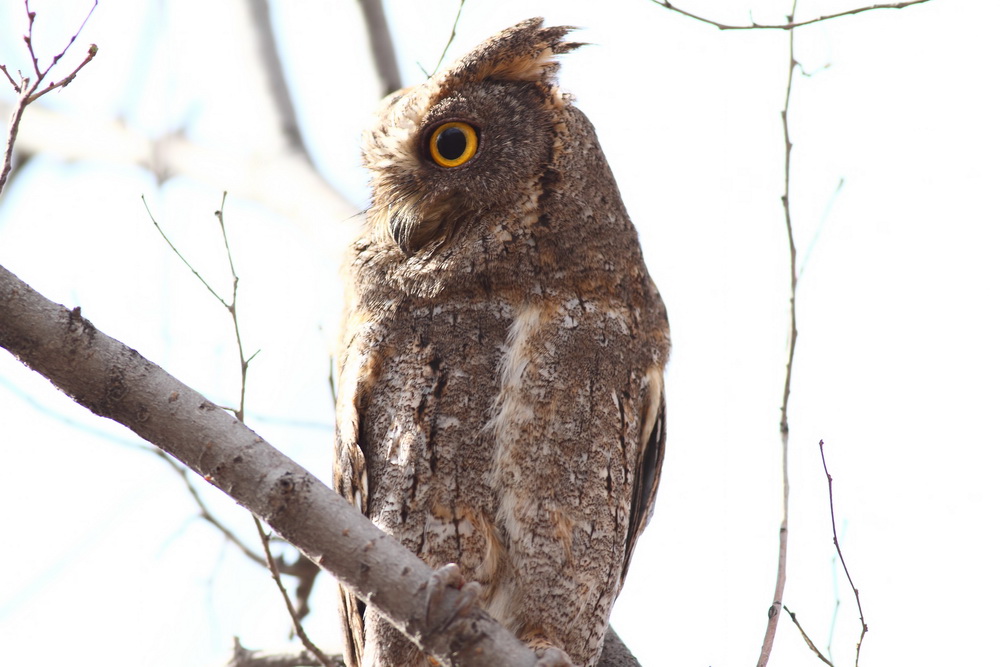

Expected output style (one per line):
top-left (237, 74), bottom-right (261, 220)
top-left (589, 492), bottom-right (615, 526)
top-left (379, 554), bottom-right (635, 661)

top-left (334, 18), bottom-right (670, 667)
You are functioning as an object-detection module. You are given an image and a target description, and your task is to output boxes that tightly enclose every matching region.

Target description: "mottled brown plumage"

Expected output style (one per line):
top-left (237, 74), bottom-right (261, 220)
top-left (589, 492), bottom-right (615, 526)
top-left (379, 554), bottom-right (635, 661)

top-left (334, 18), bottom-right (670, 667)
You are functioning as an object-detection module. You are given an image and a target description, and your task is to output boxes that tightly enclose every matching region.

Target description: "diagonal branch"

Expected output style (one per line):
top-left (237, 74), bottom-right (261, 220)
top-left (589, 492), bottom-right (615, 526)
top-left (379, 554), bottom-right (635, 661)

top-left (428, 0), bottom-right (467, 76)
top-left (819, 440), bottom-right (867, 667)
top-left (254, 517), bottom-right (336, 667)
top-left (0, 262), bottom-right (542, 667)
top-left (783, 606), bottom-right (834, 666)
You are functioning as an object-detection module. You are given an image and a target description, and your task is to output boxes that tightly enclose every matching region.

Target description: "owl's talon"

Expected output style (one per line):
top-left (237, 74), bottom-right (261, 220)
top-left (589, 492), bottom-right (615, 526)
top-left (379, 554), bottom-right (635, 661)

top-left (534, 646), bottom-right (574, 667)
top-left (425, 563), bottom-right (482, 632)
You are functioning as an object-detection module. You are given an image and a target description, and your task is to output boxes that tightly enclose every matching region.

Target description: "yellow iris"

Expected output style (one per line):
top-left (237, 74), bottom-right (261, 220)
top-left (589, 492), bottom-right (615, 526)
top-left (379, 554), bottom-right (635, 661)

top-left (428, 121), bottom-right (478, 168)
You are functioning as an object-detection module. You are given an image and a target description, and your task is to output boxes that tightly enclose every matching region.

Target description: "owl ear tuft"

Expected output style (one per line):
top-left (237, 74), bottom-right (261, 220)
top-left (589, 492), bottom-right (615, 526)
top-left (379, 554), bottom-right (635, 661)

top-left (440, 17), bottom-right (584, 90)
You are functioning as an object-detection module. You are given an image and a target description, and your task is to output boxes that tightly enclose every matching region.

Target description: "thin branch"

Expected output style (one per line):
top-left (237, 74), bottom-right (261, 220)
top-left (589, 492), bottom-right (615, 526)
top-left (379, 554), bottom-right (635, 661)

top-left (156, 450), bottom-right (270, 569)
top-left (26, 43), bottom-right (98, 103)
top-left (0, 2), bottom-right (98, 195)
top-left (1, 88), bottom-right (33, 196)
top-left (430, 0), bottom-right (467, 76)
top-left (778, 17), bottom-right (800, 448)
top-left (1, 64), bottom-right (21, 90)
top-left (357, 0), bottom-right (402, 96)
top-left (212, 192), bottom-right (259, 422)
top-left (154, 385), bottom-right (320, 583)
top-left (142, 195), bottom-right (228, 307)
top-left (213, 196), bottom-right (319, 649)
top-left (756, 3), bottom-right (798, 666)
top-left (783, 606), bottom-right (834, 666)
top-left (149, 192), bottom-right (326, 655)
top-left (649, 0), bottom-right (932, 30)
top-left (254, 518), bottom-right (336, 667)
top-left (23, 0), bottom-right (42, 80)
top-left (820, 440), bottom-right (867, 667)
top-left (23, 0), bottom-right (98, 85)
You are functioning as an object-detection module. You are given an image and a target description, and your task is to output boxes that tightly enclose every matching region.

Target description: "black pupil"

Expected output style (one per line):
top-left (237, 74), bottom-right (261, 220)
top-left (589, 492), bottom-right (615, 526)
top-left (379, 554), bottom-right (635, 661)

top-left (437, 127), bottom-right (468, 161)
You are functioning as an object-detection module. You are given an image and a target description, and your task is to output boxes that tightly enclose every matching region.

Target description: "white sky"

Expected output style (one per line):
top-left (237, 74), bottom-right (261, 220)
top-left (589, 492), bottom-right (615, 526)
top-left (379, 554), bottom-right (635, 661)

top-left (1, 1), bottom-right (998, 665)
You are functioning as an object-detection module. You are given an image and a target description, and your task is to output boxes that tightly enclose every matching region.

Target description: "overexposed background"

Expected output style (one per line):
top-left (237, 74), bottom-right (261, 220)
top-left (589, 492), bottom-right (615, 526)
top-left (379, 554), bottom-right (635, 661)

top-left (1, 1), bottom-right (997, 665)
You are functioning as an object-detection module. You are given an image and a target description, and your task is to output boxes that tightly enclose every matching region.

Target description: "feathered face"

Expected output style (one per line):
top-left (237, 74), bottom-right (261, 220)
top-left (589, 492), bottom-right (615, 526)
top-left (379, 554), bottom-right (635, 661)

top-left (361, 19), bottom-right (581, 256)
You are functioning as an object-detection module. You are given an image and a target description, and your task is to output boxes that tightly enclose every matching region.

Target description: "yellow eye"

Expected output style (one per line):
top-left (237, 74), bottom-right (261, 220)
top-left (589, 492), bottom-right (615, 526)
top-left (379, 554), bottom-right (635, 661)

top-left (428, 121), bottom-right (478, 168)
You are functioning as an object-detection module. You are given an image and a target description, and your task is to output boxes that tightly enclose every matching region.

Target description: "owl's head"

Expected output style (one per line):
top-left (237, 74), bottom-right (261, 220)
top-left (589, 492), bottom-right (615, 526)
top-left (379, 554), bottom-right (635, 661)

top-left (362, 18), bottom-right (583, 256)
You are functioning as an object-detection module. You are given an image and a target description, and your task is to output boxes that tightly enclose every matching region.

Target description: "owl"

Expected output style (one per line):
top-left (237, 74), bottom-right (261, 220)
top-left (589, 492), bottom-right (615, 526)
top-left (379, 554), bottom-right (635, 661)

top-left (334, 18), bottom-right (670, 667)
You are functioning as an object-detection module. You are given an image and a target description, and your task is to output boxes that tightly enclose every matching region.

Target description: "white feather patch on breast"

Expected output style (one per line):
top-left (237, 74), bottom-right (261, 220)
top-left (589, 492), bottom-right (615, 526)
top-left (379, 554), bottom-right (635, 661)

top-left (486, 302), bottom-right (543, 441)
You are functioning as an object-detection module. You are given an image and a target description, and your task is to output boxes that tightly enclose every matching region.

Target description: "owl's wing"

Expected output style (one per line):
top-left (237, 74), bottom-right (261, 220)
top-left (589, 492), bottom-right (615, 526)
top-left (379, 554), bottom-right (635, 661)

top-left (337, 583), bottom-right (366, 667)
top-left (333, 323), bottom-right (374, 667)
top-left (334, 402), bottom-right (370, 667)
top-left (621, 372), bottom-right (666, 582)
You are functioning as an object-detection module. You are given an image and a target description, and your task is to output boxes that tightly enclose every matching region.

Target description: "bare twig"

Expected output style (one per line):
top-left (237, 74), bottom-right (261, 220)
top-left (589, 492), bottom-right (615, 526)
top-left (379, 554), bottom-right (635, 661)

top-left (2, 91), bottom-right (35, 195)
top-left (820, 440), bottom-right (867, 667)
top-left (143, 195), bottom-right (228, 306)
top-left (209, 196), bottom-right (324, 655)
top-left (213, 193), bottom-right (260, 422)
top-left (357, 0), bottom-right (402, 95)
top-left (25, 43), bottom-right (98, 103)
top-left (156, 450), bottom-right (269, 567)
top-left (429, 0), bottom-right (467, 76)
top-left (0, 64), bottom-right (19, 90)
top-left (777, 9), bottom-right (800, 449)
top-left (254, 518), bottom-right (336, 667)
top-left (154, 436), bottom-right (323, 580)
top-left (20, 0), bottom-right (98, 95)
top-left (649, 0), bottom-right (932, 30)
top-left (0, 1), bottom-right (98, 196)
top-left (143, 193), bottom-right (260, 420)
top-left (783, 606), bottom-right (834, 666)
top-left (146, 193), bottom-right (327, 656)
top-left (756, 3), bottom-right (798, 666)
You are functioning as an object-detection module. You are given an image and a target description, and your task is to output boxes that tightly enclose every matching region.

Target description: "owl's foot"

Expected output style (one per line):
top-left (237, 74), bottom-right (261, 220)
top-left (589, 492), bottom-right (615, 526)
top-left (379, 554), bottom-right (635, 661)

top-left (424, 563), bottom-right (482, 632)
top-left (522, 632), bottom-right (574, 667)
top-left (533, 646), bottom-right (574, 667)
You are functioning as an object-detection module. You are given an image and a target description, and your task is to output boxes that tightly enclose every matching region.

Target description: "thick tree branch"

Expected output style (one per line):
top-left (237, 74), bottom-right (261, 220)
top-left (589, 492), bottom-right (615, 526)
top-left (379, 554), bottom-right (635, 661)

top-left (596, 628), bottom-right (641, 667)
top-left (0, 263), bottom-right (543, 667)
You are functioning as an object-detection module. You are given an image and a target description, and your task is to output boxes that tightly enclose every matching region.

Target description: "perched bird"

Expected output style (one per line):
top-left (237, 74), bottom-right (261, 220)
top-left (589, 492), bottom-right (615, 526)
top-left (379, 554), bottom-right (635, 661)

top-left (334, 18), bottom-right (670, 667)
